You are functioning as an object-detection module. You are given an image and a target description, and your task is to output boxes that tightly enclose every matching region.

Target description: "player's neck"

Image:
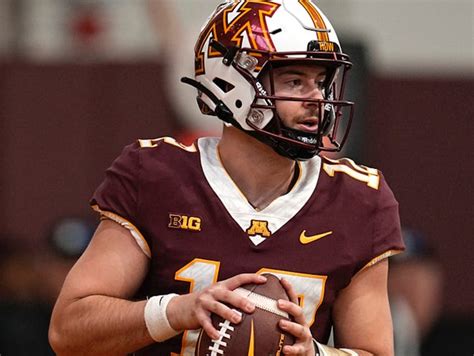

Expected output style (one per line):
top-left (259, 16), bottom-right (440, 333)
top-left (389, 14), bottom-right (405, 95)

top-left (218, 126), bottom-right (296, 210)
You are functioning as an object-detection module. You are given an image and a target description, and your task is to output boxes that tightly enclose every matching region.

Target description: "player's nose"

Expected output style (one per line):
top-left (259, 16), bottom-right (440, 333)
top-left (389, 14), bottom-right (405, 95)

top-left (303, 86), bottom-right (324, 107)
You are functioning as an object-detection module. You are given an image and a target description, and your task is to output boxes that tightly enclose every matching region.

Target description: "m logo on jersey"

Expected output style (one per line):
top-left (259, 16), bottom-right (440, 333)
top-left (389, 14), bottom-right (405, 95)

top-left (168, 214), bottom-right (201, 232)
top-left (195, 0), bottom-right (280, 75)
top-left (246, 219), bottom-right (271, 237)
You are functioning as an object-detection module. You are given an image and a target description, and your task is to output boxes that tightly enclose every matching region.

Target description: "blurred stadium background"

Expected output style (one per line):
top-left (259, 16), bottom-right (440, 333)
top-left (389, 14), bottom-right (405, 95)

top-left (0, 0), bottom-right (472, 355)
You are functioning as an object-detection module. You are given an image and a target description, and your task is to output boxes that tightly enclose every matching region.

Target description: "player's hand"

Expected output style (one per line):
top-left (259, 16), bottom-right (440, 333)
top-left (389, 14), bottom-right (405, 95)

top-left (166, 273), bottom-right (267, 339)
top-left (277, 278), bottom-right (316, 356)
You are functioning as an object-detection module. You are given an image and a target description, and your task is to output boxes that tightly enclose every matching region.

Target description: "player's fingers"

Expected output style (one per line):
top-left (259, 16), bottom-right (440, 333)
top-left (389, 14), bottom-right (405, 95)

top-left (200, 296), bottom-right (243, 324)
top-left (282, 343), bottom-right (307, 355)
top-left (278, 298), bottom-right (305, 325)
top-left (207, 274), bottom-right (267, 314)
top-left (194, 309), bottom-right (220, 340)
top-left (280, 278), bottom-right (299, 304)
top-left (222, 273), bottom-right (267, 291)
top-left (279, 319), bottom-right (310, 340)
top-left (201, 321), bottom-right (220, 341)
top-left (214, 286), bottom-right (258, 314)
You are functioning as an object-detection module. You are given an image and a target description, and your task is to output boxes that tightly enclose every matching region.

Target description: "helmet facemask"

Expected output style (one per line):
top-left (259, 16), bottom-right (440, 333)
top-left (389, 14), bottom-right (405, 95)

top-left (230, 47), bottom-right (354, 160)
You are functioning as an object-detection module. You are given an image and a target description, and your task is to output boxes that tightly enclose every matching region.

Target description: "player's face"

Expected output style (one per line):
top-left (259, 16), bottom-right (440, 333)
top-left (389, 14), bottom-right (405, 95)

top-left (265, 64), bottom-right (327, 133)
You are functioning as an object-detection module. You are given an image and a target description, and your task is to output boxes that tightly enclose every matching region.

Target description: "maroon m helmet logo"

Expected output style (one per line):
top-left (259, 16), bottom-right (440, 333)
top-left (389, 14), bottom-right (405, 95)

top-left (195, 0), bottom-right (280, 75)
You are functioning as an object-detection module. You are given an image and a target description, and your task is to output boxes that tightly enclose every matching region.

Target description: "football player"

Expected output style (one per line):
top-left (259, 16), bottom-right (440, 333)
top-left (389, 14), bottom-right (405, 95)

top-left (49, 1), bottom-right (404, 355)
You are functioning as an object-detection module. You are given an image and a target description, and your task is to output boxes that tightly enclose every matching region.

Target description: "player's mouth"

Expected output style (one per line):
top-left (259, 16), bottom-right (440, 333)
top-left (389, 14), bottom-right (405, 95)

top-left (295, 117), bottom-right (319, 132)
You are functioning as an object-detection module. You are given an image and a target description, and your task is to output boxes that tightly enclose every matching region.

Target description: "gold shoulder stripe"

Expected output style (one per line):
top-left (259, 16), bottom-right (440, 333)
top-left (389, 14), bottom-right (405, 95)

top-left (138, 138), bottom-right (160, 148)
top-left (91, 205), bottom-right (151, 258)
top-left (138, 137), bottom-right (197, 152)
top-left (361, 249), bottom-right (403, 271)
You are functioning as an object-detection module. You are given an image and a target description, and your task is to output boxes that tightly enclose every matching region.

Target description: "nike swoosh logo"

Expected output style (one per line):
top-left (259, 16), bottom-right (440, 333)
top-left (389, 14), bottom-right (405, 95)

top-left (299, 230), bottom-right (333, 244)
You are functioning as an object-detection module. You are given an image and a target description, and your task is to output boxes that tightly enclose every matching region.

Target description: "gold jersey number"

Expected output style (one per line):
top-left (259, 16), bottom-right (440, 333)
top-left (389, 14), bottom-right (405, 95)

top-left (323, 157), bottom-right (380, 190)
top-left (172, 259), bottom-right (327, 356)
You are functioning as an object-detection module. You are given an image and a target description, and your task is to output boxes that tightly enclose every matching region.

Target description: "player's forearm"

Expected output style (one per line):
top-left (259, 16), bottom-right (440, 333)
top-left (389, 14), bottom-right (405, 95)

top-left (49, 295), bottom-right (153, 355)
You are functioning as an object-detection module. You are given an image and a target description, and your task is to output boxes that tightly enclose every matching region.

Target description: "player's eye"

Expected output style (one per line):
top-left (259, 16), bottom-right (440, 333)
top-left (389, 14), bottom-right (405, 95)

top-left (286, 79), bottom-right (302, 88)
top-left (316, 78), bottom-right (326, 89)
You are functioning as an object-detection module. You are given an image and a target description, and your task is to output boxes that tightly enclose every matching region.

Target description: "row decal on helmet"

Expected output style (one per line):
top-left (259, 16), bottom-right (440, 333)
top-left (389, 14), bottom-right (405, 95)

top-left (195, 1), bottom-right (280, 76)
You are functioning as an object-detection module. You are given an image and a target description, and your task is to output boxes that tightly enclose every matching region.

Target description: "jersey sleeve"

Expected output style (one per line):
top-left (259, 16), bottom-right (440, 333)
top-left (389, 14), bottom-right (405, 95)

top-left (90, 141), bottom-right (151, 257)
top-left (361, 171), bottom-right (405, 270)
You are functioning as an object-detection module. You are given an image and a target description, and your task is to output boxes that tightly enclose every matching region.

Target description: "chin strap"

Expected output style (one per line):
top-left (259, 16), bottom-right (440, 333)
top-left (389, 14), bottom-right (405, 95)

top-left (246, 117), bottom-right (321, 161)
top-left (180, 77), bottom-right (235, 124)
top-left (181, 76), bottom-right (324, 161)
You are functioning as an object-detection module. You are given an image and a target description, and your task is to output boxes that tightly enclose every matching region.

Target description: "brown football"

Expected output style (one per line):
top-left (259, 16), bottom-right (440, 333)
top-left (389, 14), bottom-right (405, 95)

top-left (195, 273), bottom-right (295, 355)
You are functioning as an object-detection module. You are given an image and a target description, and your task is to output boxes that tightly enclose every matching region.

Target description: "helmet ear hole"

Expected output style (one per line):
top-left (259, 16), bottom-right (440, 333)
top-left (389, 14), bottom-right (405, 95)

top-left (235, 100), bottom-right (242, 108)
top-left (213, 77), bottom-right (235, 93)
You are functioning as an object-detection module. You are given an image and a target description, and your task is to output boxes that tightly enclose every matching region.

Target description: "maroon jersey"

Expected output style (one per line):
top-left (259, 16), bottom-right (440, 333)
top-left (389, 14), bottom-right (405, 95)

top-left (91, 137), bottom-right (404, 355)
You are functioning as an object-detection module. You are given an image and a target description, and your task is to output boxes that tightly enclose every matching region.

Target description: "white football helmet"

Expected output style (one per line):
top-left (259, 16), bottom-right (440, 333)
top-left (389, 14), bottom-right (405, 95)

top-left (182, 0), bottom-right (354, 160)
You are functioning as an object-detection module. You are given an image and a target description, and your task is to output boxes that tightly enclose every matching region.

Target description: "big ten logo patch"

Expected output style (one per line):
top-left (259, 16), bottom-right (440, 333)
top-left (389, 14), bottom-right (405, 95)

top-left (246, 219), bottom-right (271, 237)
top-left (168, 214), bottom-right (202, 232)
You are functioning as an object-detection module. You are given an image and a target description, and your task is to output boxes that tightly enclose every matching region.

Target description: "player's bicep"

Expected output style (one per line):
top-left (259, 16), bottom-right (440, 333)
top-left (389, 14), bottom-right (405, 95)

top-left (57, 219), bottom-right (149, 303)
top-left (332, 259), bottom-right (393, 354)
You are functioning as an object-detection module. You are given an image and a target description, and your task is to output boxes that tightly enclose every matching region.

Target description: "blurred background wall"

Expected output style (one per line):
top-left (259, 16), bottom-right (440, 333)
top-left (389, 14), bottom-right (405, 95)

top-left (0, 0), bottom-right (472, 355)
